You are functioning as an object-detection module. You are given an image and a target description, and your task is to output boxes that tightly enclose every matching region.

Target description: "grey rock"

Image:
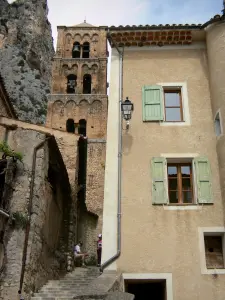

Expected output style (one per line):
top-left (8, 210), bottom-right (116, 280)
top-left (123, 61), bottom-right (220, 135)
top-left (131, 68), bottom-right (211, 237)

top-left (0, 0), bottom-right (54, 124)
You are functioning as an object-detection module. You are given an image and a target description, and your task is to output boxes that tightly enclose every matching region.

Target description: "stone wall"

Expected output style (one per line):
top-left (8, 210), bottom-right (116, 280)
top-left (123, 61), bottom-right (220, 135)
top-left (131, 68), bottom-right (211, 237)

top-left (46, 94), bottom-right (108, 139)
top-left (0, 126), bottom-right (73, 300)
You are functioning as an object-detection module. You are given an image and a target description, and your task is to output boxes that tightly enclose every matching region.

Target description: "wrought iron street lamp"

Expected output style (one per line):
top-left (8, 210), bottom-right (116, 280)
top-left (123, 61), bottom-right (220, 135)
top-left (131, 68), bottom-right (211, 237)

top-left (121, 97), bottom-right (134, 120)
top-left (121, 97), bottom-right (134, 130)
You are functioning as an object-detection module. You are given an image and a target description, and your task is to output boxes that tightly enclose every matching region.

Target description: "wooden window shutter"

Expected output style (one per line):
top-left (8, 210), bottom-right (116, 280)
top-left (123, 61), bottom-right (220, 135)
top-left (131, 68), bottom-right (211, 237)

top-left (194, 157), bottom-right (213, 204)
top-left (142, 85), bottom-right (163, 121)
top-left (151, 157), bottom-right (168, 204)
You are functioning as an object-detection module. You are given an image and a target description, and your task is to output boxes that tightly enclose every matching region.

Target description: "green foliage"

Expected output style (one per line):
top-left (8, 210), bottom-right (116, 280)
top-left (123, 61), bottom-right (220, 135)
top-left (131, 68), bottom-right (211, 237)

top-left (0, 141), bottom-right (23, 161)
top-left (12, 211), bottom-right (28, 230)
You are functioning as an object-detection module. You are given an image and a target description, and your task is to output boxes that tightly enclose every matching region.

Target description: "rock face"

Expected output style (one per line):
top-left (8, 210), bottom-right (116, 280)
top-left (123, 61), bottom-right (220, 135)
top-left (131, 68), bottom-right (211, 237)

top-left (0, 0), bottom-right (54, 124)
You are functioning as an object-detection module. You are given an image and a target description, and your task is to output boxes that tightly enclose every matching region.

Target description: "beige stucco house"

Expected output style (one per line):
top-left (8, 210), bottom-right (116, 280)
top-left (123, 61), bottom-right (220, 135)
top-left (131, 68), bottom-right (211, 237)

top-left (101, 11), bottom-right (225, 300)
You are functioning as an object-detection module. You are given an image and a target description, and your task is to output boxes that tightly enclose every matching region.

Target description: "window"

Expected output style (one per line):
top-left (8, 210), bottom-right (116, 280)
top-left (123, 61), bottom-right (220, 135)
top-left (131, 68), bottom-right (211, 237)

top-left (66, 74), bottom-right (77, 94)
top-left (168, 163), bottom-right (192, 204)
top-left (83, 74), bottom-right (91, 94)
top-left (164, 89), bottom-right (183, 122)
top-left (204, 235), bottom-right (224, 269)
top-left (66, 119), bottom-right (75, 133)
top-left (82, 42), bottom-right (90, 58)
top-left (151, 157), bottom-right (213, 205)
top-left (214, 111), bottom-right (222, 137)
top-left (72, 42), bottom-right (80, 58)
top-left (142, 83), bottom-right (190, 125)
top-left (78, 119), bottom-right (87, 136)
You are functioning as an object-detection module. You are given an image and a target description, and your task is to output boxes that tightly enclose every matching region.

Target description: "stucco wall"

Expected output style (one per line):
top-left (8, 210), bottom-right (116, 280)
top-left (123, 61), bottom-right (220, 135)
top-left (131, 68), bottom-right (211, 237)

top-left (206, 22), bottom-right (225, 225)
top-left (104, 45), bottom-right (225, 299)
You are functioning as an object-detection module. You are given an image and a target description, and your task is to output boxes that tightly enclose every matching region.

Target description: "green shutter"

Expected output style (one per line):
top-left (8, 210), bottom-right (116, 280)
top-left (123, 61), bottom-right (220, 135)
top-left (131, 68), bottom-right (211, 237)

top-left (194, 157), bottom-right (213, 204)
top-left (142, 85), bottom-right (163, 121)
top-left (151, 157), bottom-right (168, 204)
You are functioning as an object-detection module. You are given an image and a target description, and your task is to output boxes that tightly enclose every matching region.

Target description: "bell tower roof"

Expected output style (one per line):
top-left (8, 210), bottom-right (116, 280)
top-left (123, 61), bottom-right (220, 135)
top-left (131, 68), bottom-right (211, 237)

top-left (74, 20), bottom-right (95, 27)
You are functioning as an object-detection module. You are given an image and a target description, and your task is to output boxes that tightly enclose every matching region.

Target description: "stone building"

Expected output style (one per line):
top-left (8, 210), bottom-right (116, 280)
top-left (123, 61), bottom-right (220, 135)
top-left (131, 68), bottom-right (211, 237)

top-left (46, 21), bottom-right (108, 259)
top-left (102, 10), bottom-right (225, 300)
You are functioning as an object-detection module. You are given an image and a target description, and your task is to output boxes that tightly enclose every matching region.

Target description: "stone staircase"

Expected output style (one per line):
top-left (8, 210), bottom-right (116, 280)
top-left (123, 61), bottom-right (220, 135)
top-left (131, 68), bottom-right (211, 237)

top-left (31, 267), bottom-right (103, 300)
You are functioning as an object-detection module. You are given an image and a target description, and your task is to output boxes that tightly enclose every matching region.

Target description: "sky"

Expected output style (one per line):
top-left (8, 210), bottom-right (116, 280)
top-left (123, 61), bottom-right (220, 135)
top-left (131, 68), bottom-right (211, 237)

top-left (7, 0), bottom-right (223, 47)
top-left (46, 0), bottom-right (222, 47)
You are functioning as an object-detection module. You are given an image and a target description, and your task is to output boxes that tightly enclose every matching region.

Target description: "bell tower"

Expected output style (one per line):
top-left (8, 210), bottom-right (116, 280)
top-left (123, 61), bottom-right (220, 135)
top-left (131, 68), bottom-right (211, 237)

top-left (46, 21), bottom-right (108, 259)
top-left (46, 20), bottom-right (108, 137)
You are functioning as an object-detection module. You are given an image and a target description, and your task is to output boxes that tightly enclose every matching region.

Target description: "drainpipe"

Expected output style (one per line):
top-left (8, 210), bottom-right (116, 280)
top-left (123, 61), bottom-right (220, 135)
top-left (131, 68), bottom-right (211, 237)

top-left (100, 32), bottom-right (124, 271)
top-left (19, 136), bottom-right (51, 291)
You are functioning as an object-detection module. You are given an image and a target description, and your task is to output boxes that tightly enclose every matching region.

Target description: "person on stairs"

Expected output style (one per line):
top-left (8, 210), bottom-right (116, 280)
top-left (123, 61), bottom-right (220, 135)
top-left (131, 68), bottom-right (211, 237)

top-left (74, 241), bottom-right (89, 267)
top-left (97, 234), bottom-right (102, 267)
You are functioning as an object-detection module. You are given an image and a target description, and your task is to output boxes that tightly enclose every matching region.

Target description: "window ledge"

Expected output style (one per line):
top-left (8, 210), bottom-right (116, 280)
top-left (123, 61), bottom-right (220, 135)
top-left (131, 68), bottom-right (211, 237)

top-left (164, 205), bottom-right (202, 211)
top-left (201, 269), bottom-right (225, 275)
top-left (160, 121), bottom-right (190, 126)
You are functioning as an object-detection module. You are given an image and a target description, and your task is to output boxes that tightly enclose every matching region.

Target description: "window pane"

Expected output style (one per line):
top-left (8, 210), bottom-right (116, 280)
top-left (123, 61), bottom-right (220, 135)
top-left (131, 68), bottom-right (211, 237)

top-left (169, 178), bottom-right (177, 190)
top-left (181, 166), bottom-right (191, 175)
top-left (182, 191), bottom-right (192, 203)
top-left (214, 114), bottom-right (222, 137)
top-left (182, 178), bottom-right (191, 190)
top-left (165, 108), bottom-right (182, 121)
top-left (169, 191), bottom-right (179, 203)
top-left (165, 92), bottom-right (180, 107)
top-left (168, 166), bottom-right (177, 176)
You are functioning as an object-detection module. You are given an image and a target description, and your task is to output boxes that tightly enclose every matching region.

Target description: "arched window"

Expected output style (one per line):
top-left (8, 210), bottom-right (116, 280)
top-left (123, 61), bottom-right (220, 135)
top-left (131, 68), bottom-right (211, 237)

top-left (67, 74), bottom-right (77, 94)
top-left (82, 42), bottom-right (90, 58)
top-left (72, 42), bottom-right (80, 58)
top-left (83, 74), bottom-right (91, 94)
top-left (66, 119), bottom-right (75, 133)
top-left (78, 119), bottom-right (87, 136)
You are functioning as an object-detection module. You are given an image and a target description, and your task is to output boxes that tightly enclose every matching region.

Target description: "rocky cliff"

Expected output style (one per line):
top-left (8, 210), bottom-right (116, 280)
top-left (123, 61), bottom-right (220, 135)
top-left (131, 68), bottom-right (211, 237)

top-left (0, 0), bottom-right (54, 124)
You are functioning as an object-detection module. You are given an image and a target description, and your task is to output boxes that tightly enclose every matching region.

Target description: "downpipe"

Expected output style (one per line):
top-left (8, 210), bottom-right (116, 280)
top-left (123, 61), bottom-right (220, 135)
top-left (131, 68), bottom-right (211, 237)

top-left (100, 34), bottom-right (124, 272)
top-left (19, 136), bottom-right (51, 291)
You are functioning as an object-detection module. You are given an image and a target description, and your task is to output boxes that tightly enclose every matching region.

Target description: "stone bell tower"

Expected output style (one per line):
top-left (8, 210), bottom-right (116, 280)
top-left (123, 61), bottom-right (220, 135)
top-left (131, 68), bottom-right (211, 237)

top-left (46, 20), bottom-right (108, 259)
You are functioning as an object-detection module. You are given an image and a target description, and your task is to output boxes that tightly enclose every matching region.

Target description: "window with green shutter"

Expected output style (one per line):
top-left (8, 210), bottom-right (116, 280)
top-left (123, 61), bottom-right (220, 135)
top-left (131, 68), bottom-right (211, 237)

top-left (194, 157), bottom-right (213, 204)
top-left (142, 85), bottom-right (163, 121)
top-left (151, 157), bottom-right (168, 204)
top-left (151, 157), bottom-right (213, 206)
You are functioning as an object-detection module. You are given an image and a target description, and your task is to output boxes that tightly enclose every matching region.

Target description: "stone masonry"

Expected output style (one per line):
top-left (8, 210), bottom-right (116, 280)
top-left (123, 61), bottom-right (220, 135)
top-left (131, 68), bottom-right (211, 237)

top-left (0, 119), bottom-right (79, 300)
top-left (45, 22), bottom-right (108, 259)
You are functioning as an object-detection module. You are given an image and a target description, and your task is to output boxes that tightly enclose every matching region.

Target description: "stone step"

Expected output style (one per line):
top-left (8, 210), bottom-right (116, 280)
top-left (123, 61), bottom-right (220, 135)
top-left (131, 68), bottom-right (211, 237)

top-left (31, 267), bottom-right (101, 300)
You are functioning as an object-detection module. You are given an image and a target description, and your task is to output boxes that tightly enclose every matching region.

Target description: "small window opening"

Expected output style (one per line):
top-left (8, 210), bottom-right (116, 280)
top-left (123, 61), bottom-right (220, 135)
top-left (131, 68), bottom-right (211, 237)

top-left (72, 42), bottom-right (80, 58)
top-left (78, 119), bottom-right (87, 136)
top-left (66, 119), bottom-right (75, 133)
top-left (164, 88), bottom-right (183, 122)
top-left (204, 235), bottom-right (224, 269)
top-left (214, 112), bottom-right (222, 137)
top-left (83, 74), bottom-right (91, 94)
top-left (66, 74), bottom-right (77, 94)
top-left (47, 164), bottom-right (57, 195)
top-left (82, 42), bottom-right (90, 58)
top-left (167, 162), bottom-right (193, 204)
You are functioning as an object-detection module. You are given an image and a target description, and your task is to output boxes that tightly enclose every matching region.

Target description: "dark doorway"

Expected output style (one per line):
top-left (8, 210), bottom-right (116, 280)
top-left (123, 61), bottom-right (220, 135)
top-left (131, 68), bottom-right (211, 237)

top-left (82, 42), bottom-right (90, 58)
top-left (126, 280), bottom-right (166, 300)
top-left (66, 74), bottom-right (77, 94)
top-left (83, 74), bottom-right (91, 94)
top-left (78, 119), bottom-right (87, 136)
top-left (66, 119), bottom-right (75, 133)
top-left (72, 42), bottom-right (80, 58)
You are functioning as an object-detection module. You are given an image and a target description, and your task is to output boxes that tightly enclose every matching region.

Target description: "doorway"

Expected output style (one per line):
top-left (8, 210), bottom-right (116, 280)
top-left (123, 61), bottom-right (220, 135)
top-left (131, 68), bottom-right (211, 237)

top-left (125, 279), bottom-right (167, 300)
